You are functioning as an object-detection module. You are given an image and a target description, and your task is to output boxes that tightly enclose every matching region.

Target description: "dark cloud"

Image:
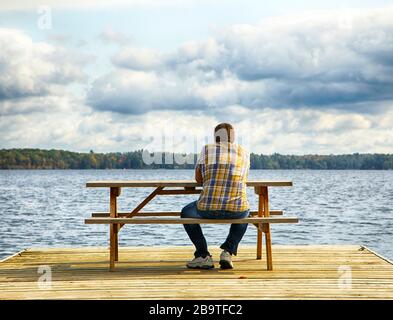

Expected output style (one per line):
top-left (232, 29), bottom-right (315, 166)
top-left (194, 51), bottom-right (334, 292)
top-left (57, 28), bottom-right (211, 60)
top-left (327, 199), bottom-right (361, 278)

top-left (0, 87), bottom-right (47, 102)
top-left (87, 9), bottom-right (393, 115)
top-left (87, 70), bottom-right (209, 115)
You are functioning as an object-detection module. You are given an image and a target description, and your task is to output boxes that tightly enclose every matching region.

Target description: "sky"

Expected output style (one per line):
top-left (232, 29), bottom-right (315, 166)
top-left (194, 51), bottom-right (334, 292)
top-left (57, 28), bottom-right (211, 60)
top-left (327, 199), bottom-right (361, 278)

top-left (0, 0), bottom-right (393, 154)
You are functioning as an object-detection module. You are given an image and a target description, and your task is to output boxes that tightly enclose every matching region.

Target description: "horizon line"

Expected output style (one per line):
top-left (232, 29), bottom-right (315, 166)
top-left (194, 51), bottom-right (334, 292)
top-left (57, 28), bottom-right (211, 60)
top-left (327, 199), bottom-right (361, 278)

top-left (1, 147), bottom-right (392, 157)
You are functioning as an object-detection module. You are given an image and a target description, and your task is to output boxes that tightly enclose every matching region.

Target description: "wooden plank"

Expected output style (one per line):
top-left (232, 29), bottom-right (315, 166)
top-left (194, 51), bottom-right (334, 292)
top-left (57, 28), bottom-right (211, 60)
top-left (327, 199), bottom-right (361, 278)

top-left (91, 210), bottom-right (284, 217)
top-left (1, 246), bottom-right (393, 300)
top-left (119, 186), bottom-right (164, 229)
top-left (85, 217), bottom-right (299, 224)
top-left (157, 189), bottom-right (202, 195)
top-left (86, 180), bottom-right (293, 188)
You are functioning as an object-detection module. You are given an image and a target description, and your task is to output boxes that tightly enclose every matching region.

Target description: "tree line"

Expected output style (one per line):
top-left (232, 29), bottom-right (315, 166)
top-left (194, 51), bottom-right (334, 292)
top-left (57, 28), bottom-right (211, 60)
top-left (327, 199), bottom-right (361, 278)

top-left (0, 148), bottom-right (393, 169)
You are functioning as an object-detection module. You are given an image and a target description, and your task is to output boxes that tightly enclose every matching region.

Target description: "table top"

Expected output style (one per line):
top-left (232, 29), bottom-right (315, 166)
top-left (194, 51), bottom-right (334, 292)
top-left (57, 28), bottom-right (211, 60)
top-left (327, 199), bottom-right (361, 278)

top-left (86, 180), bottom-right (293, 188)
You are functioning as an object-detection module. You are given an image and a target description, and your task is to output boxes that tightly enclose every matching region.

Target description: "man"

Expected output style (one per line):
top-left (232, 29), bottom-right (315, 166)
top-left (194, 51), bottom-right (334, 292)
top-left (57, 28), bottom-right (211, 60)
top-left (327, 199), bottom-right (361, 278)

top-left (181, 123), bottom-right (250, 269)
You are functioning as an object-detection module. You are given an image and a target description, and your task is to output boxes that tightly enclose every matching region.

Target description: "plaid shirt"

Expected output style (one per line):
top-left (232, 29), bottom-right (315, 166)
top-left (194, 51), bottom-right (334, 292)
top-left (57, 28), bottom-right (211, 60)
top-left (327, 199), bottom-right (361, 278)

top-left (196, 142), bottom-right (250, 212)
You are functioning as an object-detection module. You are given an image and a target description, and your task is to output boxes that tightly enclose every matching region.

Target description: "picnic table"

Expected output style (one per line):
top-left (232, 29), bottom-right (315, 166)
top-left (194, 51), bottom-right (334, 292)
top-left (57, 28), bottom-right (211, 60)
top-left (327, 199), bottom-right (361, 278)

top-left (85, 180), bottom-right (298, 271)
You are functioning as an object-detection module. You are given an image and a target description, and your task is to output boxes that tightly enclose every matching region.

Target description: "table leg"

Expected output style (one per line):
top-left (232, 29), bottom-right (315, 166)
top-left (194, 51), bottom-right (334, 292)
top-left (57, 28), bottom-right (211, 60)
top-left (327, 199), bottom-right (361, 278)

top-left (256, 191), bottom-right (263, 260)
top-left (109, 187), bottom-right (120, 271)
top-left (255, 186), bottom-right (273, 270)
top-left (262, 187), bottom-right (273, 271)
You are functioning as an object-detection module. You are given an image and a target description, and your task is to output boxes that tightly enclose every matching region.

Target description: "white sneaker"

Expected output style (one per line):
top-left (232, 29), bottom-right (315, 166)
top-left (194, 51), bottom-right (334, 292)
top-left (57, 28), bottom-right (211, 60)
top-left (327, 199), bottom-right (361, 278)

top-left (186, 256), bottom-right (214, 269)
top-left (219, 250), bottom-right (234, 269)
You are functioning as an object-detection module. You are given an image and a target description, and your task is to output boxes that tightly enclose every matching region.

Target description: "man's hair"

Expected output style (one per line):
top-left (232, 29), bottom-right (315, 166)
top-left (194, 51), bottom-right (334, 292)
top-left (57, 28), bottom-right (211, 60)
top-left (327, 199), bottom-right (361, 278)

top-left (214, 123), bottom-right (235, 143)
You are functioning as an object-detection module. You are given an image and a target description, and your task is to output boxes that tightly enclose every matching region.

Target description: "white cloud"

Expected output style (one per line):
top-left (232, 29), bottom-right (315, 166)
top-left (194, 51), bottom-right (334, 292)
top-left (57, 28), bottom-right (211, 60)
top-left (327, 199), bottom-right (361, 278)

top-left (225, 107), bottom-right (393, 154)
top-left (98, 28), bottom-right (133, 46)
top-left (2, 105), bottom-right (393, 154)
top-left (112, 48), bottom-right (161, 70)
top-left (0, 28), bottom-right (86, 116)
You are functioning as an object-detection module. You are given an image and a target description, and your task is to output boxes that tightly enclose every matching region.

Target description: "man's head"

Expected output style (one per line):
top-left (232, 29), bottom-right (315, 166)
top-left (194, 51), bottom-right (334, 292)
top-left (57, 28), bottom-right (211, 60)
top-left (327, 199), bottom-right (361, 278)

top-left (214, 123), bottom-right (235, 143)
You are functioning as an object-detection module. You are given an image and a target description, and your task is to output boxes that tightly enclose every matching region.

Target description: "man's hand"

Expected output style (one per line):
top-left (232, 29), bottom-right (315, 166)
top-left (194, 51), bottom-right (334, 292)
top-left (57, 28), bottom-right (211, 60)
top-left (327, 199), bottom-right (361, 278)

top-left (195, 165), bottom-right (203, 184)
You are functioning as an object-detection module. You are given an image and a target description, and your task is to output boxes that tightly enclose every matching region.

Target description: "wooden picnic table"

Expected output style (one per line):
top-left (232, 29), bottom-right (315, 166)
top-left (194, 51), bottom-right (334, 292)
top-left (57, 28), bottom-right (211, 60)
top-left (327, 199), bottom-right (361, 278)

top-left (85, 180), bottom-right (297, 271)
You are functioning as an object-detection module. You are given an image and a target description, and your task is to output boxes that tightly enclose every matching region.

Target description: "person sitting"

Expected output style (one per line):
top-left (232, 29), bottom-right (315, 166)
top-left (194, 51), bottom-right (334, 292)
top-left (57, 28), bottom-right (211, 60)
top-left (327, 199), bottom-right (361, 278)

top-left (181, 123), bottom-right (250, 269)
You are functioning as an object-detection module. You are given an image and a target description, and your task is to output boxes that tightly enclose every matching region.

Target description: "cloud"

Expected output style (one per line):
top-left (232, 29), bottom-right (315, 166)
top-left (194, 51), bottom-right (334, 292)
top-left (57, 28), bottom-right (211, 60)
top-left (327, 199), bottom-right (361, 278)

top-left (87, 69), bottom-right (211, 114)
top-left (87, 8), bottom-right (393, 115)
top-left (0, 95), bottom-right (76, 116)
top-left (111, 48), bottom-right (161, 69)
top-left (0, 28), bottom-right (87, 115)
top-left (1, 8), bottom-right (393, 154)
top-left (2, 105), bottom-right (393, 154)
top-left (98, 28), bottom-right (133, 46)
top-left (46, 33), bottom-right (72, 44)
top-left (0, 0), bottom-right (195, 11)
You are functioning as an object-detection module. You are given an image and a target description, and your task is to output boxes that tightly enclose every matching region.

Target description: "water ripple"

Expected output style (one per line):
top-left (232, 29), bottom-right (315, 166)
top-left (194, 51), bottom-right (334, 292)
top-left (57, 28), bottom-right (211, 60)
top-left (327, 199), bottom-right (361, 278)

top-left (0, 169), bottom-right (392, 260)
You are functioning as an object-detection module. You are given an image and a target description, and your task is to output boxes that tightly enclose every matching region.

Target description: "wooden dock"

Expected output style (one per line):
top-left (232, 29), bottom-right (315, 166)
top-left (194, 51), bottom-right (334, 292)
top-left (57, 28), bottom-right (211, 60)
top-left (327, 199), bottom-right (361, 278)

top-left (1, 245), bottom-right (393, 299)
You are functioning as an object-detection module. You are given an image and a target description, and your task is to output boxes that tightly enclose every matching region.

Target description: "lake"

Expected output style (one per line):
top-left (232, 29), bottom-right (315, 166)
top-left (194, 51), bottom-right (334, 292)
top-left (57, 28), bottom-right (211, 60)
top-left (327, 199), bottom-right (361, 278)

top-left (0, 169), bottom-right (392, 260)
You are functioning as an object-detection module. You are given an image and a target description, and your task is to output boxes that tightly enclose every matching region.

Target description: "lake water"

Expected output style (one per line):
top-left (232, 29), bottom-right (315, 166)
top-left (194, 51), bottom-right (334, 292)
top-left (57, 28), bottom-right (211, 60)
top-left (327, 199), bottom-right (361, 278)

top-left (0, 169), bottom-right (392, 261)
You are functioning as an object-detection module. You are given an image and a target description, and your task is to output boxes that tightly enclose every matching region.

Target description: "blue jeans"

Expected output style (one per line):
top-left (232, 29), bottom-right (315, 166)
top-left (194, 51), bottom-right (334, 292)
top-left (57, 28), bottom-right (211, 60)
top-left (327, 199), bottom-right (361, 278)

top-left (181, 200), bottom-right (249, 258)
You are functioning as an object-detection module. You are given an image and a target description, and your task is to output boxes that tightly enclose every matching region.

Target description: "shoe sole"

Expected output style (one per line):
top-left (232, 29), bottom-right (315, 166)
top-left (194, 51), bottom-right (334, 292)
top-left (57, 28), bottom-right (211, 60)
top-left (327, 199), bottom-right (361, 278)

top-left (219, 260), bottom-right (233, 269)
top-left (186, 264), bottom-right (215, 269)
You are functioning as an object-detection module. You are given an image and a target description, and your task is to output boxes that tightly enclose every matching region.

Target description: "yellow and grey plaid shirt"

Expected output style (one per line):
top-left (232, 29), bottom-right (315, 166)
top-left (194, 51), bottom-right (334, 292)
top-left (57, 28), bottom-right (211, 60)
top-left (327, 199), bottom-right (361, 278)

top-left (196, 142), bottom-right (250, 212)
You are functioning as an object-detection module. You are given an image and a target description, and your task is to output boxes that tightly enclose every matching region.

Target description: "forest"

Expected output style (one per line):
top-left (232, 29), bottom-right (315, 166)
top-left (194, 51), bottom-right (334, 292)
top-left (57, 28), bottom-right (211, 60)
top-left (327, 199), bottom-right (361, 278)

top-left (1, 148), bottom-right (392, 170)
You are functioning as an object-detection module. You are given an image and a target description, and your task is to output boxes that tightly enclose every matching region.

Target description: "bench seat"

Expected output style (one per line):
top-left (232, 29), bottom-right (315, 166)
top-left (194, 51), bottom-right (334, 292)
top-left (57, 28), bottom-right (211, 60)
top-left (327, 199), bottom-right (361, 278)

top-left (90, 210), bottom-right (283, 217)
top-left (85, 216), bottom-right (299, 224)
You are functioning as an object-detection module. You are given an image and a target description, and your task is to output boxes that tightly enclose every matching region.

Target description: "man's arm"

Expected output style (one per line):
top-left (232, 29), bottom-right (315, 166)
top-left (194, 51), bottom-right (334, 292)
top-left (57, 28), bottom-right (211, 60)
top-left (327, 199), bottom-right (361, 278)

top-left (195, 165), bottom-right (203, 184)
